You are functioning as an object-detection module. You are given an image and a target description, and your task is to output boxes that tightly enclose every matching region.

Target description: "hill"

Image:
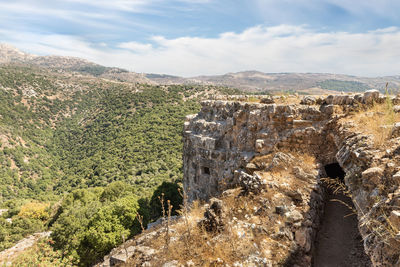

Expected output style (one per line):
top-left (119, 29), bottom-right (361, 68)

top-left (147, 70), bottom-right (400, 94)
top-left (2, 44), bottom-right (399, 95)
top-left (0, 62), bottom-right (239, 265)
top-left (0, 44), bottom-right (151, 84)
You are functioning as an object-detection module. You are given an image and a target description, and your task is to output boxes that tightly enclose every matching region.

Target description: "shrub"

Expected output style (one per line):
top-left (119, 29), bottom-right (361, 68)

top-left (18, 201), bottom-right (50, 220)
top-left (150, 181), bottom-right (183, 220)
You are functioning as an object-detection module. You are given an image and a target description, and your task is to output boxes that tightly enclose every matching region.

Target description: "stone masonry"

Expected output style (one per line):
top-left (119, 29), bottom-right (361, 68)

top-left (183, 90), bottom-right (400, 266)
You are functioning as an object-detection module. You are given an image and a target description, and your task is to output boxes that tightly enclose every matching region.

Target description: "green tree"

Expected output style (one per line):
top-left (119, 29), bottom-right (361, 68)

top-left (150, 181), bottom-right (183, 220)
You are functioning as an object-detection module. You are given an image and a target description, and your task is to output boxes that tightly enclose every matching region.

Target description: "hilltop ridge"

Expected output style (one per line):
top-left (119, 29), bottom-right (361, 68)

top-left (0, 43), bottom-right (37, 63)
top-left (2, 43), bottom-right (400, 94)
top-left (0, 43), bottom-right (152, 84)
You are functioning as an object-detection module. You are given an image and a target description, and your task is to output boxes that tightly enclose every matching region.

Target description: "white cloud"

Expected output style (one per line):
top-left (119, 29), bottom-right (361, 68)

top-left (2, 25), bottom-right (400, 77)
top-left (117, 42), bottom-right (153, 53)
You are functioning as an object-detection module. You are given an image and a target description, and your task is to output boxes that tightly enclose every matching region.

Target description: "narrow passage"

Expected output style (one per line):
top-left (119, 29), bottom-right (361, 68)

top-left (312, 163), bottom-right (372, 267)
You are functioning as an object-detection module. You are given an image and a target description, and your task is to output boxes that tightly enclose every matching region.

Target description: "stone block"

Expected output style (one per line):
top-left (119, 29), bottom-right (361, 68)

top-left (363, 89), bottom-right (380, 104)
top-left (389, 210), bottom-right (400, 231)
top-left (392, 171), bottom-right (400, 185)
top-left (362, 167), bottom-right (383, 186)
top-left (285, 210), bottom-right (303, 223)
top-left (295, 228), bottom-right (312, 252)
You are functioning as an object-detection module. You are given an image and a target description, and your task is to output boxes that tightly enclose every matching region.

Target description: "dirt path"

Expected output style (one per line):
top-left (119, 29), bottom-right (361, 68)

top-left (312, 192), bottom-right (372, 267)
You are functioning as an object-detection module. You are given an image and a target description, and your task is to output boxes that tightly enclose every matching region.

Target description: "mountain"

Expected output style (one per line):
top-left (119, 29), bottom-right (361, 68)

top-left (147, 70), bottom-right (400, 94)
top-left (3, 43), bottom-right (399, 94)
top-left (0, 44), bottom-right (37, 63)
top-left (0, 43), bottom-right (151, 84)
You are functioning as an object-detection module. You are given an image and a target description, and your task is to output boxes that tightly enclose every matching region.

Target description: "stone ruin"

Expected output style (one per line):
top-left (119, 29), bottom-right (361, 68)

top-left (183, 90), bottom-right (400, 266)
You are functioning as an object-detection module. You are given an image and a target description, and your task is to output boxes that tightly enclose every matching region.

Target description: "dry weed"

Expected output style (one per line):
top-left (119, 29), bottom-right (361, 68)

top-left (343, 89), bottom-right (399, 147)
top-left (274, 95), bottom-right (301, 105)
top-left (321, 175), bottom-right (400, 247)
top-left (125, 151), bottom-right (320, 266)
top-left (247, 96), bottom-right (261, 103)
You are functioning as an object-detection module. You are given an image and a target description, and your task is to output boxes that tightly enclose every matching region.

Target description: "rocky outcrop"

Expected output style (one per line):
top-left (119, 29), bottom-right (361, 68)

top-left (0, 231), bottom-right (51, 264)
top-left (183, 91), bottom-right (400, 266)
top-left (198, 199), bottom-right (225, 232)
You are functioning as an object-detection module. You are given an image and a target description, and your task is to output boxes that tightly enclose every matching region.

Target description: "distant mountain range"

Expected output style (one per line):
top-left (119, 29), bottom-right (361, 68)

top-left (1, 43), bottom-right (399, 94)
top-left (146, 71), bottom-right (400, 94)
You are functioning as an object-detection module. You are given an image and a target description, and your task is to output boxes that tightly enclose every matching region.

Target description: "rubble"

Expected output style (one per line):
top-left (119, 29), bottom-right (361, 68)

top-left (198, 198), bottom-right (225, 232)
top-left (237, 171), bottom-right (265, 195)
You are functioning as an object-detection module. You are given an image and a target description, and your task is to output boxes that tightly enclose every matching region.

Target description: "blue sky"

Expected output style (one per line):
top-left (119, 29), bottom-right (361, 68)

top-left (1, 0), bottom-right (400, 76)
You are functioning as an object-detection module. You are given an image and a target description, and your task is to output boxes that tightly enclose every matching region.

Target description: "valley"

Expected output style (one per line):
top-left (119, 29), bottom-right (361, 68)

top-left (0, 44), bottom-right (399, 266)
top-left (0, 60), bottom-right (238, 265)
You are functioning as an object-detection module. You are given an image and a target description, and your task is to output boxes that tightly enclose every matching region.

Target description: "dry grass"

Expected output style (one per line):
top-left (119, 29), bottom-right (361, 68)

top-left (342, 95), bottom-right (399, 147)
top-left (250, 150), bottom-right (316, 173)
top-left (247, 96), bottom-right (261, 103)
top-left (273, 95), bottom-right (301, 105)
top-left (125, 151), bottom-right (319, 266)
top-left (128, 189), bottom-right (291, 266)
top-left (321, 177), bottom-right (351, 196)
top-left (321, 175), bottom-right (400, 249)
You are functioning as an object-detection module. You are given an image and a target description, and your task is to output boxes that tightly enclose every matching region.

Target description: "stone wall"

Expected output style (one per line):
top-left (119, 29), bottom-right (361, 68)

top-left (183, 90), bottom-right (400, 266)
top-left (183, 99), bottom-right (336, 201)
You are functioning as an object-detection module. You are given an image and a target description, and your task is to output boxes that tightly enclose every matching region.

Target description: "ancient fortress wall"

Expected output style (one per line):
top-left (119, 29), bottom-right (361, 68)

top-left (183, 101), bottom-right (330, 200)
top-left (183, 90), bottom-right (400, 265)
top-left (182, 92), bottom-right (383, 201)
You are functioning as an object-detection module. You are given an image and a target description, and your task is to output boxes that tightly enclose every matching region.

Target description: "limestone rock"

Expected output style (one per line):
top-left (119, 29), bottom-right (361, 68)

top-left (295, 228), bottom-right (312, 252)
top-left (198, 198), bottom-right (225, 232)
top-left (391, 122), bottom-right (400, 137)
top-left (394, 105), bottom-right (400, 113)
top-left (162, 260), bottom-right (179, 267)
top-left (293, 166), bottom-right (315, 181)
top-left (260, 96), bottom-right (274, 104)
top-left (363, 89), bottom-right (380, 104)
top-left (393, 171), bottom-right (400, 185)
top-left (300, 96), bottom-right (316, 105)
top-left (109, 246), bottom-right (155, 266)
top-left (238, 171), bottom-right (265, 195)
top-left (389, 210), bottom-right (400, 230)
top-left (285, 210), bottom-right (303, 223)
top-left (362, 167), bottom-right (383, 186)
top-left (268, 152), bottom-right (295, 171)
top-left (245, 162), bottom-right (258, 173)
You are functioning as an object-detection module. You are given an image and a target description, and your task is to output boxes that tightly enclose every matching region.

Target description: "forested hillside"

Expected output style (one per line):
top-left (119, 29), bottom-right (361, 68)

top-left (316, 79), bottom-right (371, 92)
top-left (0, 64), bottom-right (239, 265)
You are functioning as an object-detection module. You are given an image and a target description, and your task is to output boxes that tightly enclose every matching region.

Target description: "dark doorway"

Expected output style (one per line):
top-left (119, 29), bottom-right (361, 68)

top-left (324, 163), bottom-right (345, 181)
top-left (203, 166), bottom-right (210, 175)
top-left (312, 163), bottom-right (372, 267)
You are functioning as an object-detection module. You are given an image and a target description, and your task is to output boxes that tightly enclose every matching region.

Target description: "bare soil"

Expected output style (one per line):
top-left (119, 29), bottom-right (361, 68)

top-left (312, 191), bottom-right (372, 267)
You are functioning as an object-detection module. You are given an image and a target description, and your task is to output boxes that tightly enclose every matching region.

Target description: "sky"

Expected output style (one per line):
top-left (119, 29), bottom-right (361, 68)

top-left (1, 0), bottom-right (400, 77)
